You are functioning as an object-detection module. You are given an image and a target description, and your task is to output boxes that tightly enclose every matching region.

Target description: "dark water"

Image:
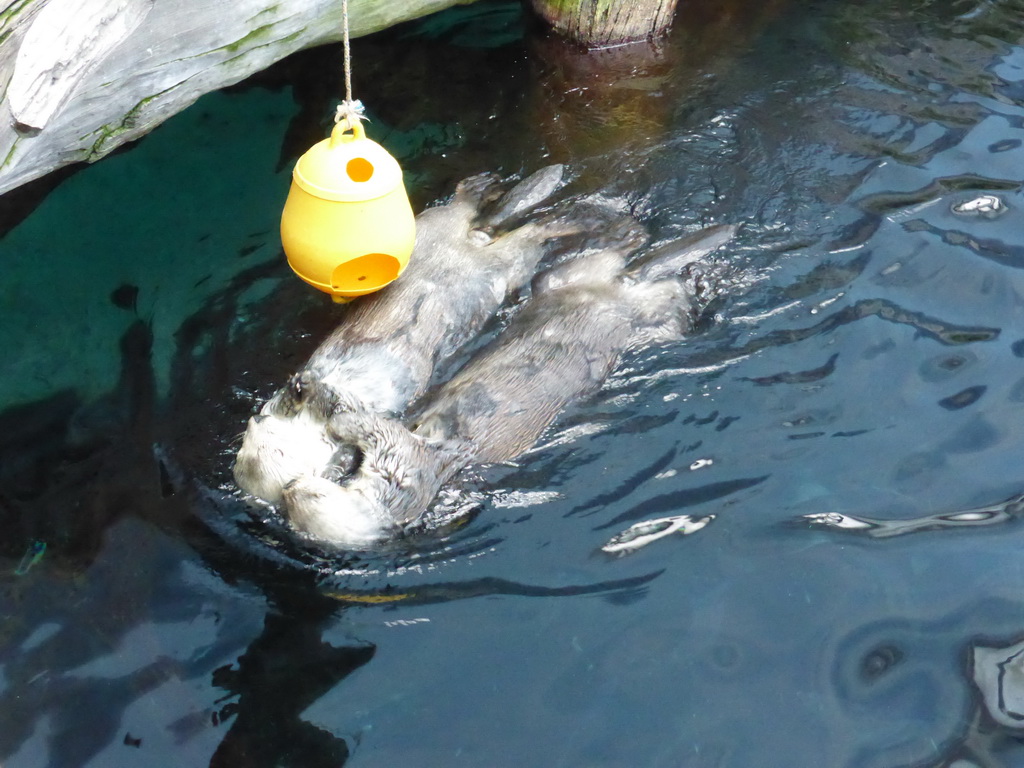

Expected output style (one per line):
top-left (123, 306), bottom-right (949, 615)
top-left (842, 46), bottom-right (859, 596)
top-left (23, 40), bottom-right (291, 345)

top-left (4, 0), bottom-right (1024, 765)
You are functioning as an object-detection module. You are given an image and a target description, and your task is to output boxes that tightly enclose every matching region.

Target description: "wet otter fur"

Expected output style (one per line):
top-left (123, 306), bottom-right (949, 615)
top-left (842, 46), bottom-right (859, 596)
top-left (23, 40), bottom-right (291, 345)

top-left (233, 166), bottom-right (578, 505)
top-left (281, 223), bottom-right (737, 548)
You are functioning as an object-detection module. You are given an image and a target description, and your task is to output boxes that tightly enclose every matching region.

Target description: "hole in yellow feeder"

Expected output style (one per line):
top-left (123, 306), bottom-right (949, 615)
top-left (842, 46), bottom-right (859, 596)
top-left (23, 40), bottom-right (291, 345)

top-left (346, 157), bottom-right (374, 183)
top-left (332, 253), bottom-right (400, 294)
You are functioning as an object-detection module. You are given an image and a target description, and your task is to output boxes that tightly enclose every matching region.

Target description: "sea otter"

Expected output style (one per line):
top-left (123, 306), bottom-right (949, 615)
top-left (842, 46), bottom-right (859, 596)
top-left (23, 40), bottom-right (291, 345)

top-left (281, 223), bottom-right (737, 548)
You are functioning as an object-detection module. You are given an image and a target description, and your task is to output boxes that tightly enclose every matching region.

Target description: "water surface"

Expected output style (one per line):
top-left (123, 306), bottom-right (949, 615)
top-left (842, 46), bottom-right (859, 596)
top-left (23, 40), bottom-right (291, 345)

top-left (3, 1), bottom-right (1024, 766)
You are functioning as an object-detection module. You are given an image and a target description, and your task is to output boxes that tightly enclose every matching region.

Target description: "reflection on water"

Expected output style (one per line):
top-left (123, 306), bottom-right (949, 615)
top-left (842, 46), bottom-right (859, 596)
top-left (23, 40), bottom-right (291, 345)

top-left (802, 492), bottom-right (1024, 538)
top-left (4, 0), bottom-right (1024, 765)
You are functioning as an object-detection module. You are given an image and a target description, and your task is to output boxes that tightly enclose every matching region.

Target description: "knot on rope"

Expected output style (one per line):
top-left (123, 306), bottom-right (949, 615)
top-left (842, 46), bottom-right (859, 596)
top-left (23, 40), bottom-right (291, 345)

top-left (334, 100), bottom-right (366, 131)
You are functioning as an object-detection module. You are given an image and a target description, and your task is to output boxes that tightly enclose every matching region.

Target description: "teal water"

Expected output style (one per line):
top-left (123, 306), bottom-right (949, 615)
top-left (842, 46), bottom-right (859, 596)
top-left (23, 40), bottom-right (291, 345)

top-left (4, 1), bottom-right (1024, 766)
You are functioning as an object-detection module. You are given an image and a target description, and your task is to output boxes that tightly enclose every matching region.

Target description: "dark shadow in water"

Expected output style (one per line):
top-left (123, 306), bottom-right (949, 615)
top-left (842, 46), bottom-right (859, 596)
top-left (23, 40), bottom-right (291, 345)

top-left (596, 475), bottom-right (768, 531)
top-left (0, 316), bottom-right (157, 569)
top-left (0, 316), bottom-right (195, 765)
top-left (681, 297), bottom-right (1001, 374)
top-left (207, 594), bottom-right (374, 768)
top-left (0, 164), bottom-right (85, 239)
top-left (320, 571), bottom-right (660, 607)
top-left (743, 352), bottom-right (839, 386)
top-left (564, 446), bottom-right (679, 519)
top-left (0, 254), bottom-right (358, 764)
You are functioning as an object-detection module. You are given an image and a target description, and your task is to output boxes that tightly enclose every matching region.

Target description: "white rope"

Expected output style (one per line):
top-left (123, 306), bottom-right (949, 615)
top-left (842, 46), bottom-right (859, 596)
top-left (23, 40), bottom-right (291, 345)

top-left (335, 0), bottom-right (365, 130)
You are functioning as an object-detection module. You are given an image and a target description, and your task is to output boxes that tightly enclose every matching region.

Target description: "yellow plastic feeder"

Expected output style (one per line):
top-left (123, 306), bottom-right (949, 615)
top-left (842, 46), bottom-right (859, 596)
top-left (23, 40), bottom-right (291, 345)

top-left (280, 120), bottom-right (415, 302)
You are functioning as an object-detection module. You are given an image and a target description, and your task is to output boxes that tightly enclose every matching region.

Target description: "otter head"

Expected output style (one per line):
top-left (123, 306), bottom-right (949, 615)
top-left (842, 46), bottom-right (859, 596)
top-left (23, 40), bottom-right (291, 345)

top-left (233, 371), bottom-right (354, 505)
top-left (278, 409), bottom-right (471, 549)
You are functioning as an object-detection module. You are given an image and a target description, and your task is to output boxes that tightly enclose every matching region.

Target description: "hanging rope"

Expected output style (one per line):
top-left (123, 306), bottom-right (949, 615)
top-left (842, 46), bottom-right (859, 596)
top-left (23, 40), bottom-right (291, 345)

top-left (335, 0), bottom-right (365, 131)
top-left (342, 0), bottom-right (352, 103)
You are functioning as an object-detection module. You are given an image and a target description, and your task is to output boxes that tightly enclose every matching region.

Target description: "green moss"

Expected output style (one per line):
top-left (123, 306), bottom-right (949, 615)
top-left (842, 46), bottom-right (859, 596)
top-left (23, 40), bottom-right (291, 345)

top-left (163, 26), bottom-right (276, 68)
top-left (0, 0), bottom-right (37, 32)
top-left (220, 23), bottom-right (277, 54)
top-left (220, 28), bottom-right (302, 64)
top-left (1, 137), bottom-right (19, 171)
top-left (86, 92), bottom-right (163, 160)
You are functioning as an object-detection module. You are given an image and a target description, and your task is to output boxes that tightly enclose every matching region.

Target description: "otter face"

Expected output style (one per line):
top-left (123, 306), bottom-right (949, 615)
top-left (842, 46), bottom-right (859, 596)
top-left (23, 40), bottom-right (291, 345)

top-left (233, 371), bottom-right (347, 505)
top-left (282, 475), bottom-right (394, 550)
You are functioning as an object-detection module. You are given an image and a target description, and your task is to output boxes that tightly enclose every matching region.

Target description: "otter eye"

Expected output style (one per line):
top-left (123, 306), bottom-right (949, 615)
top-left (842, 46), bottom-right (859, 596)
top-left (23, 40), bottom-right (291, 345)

top-left (288, 374), bottom-right (308, 404)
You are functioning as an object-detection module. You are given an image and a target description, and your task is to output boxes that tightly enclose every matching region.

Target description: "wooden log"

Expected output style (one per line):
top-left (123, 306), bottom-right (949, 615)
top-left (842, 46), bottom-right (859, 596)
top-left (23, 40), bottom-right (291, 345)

top-left (527, 0), bottom-right (679, 47)
top-left (8, 0), bottom-right (154, 133)
top-left (0, 0), bottom-right (477, 196)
